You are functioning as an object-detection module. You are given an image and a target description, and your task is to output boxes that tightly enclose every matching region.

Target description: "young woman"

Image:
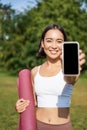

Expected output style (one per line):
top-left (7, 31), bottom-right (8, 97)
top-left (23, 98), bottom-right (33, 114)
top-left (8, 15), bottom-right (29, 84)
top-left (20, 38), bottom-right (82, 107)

top-left (15, 24), bottom-right (85, 130)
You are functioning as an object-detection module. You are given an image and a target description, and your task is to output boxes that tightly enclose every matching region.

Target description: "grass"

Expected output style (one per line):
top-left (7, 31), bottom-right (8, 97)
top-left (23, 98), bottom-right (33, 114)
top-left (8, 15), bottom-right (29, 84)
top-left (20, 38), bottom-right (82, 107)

top-left (0, 73), bottom-right (87, 130)
top-left (71, 77), bottom-right (87, 130)
top-left (0, 73), bottom-right (19, 130)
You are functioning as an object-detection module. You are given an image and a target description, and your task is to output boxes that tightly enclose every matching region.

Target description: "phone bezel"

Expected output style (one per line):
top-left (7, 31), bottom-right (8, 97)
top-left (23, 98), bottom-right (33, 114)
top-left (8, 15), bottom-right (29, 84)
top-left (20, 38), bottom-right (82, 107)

top-left (62, 41), bottom-right (80, 76)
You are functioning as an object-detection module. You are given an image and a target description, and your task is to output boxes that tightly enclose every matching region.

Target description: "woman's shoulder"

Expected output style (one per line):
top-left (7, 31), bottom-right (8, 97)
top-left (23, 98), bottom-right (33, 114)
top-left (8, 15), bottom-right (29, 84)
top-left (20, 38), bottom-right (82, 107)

top-left (31, 66), bottom-right (40, 78)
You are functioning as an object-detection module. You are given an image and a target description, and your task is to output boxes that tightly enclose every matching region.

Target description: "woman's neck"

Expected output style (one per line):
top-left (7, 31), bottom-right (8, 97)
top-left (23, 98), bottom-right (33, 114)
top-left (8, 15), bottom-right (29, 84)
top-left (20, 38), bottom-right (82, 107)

top-left (45, 57), bottom-right (61, 66)
top-left (44, 60), bottom-right (62, 70)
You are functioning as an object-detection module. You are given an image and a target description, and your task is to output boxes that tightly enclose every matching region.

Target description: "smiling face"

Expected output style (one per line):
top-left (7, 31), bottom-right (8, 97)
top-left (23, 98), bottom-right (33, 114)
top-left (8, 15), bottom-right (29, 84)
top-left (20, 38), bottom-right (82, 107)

top-left (41, 29), bottom-right (64, 60)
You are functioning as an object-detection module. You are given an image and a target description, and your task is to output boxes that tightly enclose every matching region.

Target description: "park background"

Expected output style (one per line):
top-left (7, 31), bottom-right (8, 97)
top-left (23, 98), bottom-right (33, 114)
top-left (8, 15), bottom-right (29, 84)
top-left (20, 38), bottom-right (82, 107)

top-left (0, 0), bottom-right (87, 130)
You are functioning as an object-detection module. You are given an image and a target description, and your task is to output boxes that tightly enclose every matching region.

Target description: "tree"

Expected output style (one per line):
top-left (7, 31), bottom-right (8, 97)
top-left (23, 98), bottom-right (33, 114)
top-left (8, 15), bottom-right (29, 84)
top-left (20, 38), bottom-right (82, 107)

top-left (0, 0), bottom-right (87, 75)
top-left (24, 0), bottom-right (87, 72)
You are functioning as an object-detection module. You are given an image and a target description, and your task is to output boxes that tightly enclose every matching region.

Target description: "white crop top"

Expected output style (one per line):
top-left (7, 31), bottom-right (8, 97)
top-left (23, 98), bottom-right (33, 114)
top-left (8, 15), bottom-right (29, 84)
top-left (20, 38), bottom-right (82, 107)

top-left (34, 66), bottom-right (73, 108)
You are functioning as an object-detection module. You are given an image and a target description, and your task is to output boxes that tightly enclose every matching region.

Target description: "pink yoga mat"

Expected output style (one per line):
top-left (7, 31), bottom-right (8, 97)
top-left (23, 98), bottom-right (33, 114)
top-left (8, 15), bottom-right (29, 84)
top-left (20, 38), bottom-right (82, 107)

top-left (17, 69), bottom-right (37, 130)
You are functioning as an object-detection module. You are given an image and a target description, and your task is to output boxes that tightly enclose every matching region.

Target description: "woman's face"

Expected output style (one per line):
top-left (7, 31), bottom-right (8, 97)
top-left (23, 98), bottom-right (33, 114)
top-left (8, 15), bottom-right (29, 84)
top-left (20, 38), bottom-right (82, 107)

top-left (41, 29), bottom-right (64, 60)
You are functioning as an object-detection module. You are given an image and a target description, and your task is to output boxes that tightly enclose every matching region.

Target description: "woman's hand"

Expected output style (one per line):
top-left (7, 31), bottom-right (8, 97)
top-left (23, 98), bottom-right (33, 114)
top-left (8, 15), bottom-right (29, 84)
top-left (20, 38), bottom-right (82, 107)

top-left (15, 98), bottom-right (30, 113)
top-left (79, 49), bottom-right (85, 71)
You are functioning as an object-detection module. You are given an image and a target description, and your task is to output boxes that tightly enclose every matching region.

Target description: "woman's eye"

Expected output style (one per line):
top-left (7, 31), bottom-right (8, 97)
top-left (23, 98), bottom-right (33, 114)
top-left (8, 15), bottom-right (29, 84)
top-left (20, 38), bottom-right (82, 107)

top-left (47, 40), bottom-right (52, 43)
top-left (57, 40), bottom-right (63, 44)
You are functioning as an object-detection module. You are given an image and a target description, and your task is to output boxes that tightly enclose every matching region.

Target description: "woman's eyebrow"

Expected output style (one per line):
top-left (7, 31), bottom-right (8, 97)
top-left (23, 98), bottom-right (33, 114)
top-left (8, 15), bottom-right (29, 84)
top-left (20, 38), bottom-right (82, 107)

top-left (45, 38), bottom-right (52, 40)
top-left (45, 38), bottom-right (63, 40)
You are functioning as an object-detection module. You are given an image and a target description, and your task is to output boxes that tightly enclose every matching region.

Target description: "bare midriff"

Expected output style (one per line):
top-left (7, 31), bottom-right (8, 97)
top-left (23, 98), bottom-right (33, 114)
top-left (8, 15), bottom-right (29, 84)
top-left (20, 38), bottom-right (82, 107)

top-left (36, 107), bottom-right (70, 124)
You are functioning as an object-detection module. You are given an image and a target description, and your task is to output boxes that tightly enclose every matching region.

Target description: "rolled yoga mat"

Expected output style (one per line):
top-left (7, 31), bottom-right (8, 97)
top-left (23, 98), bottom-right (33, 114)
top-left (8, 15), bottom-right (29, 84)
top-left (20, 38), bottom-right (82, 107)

top-left (17, 69), bottom-right (37, 130)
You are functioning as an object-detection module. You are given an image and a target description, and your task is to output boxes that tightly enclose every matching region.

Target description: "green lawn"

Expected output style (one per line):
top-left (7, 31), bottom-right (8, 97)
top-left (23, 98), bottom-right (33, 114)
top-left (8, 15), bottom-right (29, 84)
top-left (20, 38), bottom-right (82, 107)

top-left (71, 77), bottom-right (87, 130)
top-left (0, 73), bottom-right (19, 130)
top-left (0, 73), bottom-right (87, 130)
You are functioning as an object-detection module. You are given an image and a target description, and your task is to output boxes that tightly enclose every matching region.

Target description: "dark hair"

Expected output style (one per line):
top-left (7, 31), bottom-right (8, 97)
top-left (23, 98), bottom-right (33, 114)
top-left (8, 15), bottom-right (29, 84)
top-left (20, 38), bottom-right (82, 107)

top-left (37, 24), bottom-right (67, 57)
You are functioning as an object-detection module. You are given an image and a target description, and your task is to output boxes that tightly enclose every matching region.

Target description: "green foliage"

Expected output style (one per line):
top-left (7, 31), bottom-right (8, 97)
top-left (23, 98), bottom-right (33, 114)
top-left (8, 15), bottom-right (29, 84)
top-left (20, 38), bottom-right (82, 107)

top-left (0, 0), bottom-right (87, 75)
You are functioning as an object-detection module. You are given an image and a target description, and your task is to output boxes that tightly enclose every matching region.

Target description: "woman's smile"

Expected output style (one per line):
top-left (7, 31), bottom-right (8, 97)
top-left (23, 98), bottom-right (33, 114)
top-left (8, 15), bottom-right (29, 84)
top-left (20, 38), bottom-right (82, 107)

top-left (49, 49), bottom-right (58, 55)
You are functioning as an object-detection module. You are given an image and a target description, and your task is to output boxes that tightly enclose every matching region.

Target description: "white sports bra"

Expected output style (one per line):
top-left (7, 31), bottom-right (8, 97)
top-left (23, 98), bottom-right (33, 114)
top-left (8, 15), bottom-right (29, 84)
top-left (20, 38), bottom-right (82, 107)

top-left (34, 66), bottom-right (73, 108)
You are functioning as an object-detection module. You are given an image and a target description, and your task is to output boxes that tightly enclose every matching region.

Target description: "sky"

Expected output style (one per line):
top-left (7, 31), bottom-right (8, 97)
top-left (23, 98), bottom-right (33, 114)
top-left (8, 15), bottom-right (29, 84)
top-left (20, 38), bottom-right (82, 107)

top-left (0, 0), bottom-right (36, 12)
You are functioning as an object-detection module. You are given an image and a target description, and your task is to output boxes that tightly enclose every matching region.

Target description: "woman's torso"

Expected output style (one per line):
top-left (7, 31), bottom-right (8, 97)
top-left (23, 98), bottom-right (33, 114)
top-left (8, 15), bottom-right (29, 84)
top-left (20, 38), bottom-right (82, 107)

top-left (36, 107), bottom-right (70, 124)
top-left (32, 64), bottom-right (72, 124)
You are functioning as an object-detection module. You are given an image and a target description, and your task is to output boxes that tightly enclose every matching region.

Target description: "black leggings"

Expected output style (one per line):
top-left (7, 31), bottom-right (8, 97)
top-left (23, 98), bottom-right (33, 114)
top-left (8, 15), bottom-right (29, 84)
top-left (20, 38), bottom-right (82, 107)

top-left (37, 120), bottom-right (72, 130)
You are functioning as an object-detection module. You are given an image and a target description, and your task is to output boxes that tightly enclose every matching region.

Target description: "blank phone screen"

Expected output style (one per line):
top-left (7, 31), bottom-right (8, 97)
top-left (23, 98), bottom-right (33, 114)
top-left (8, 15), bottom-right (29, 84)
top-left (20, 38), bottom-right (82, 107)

top-left (63, 42), bottom-right (79, 75)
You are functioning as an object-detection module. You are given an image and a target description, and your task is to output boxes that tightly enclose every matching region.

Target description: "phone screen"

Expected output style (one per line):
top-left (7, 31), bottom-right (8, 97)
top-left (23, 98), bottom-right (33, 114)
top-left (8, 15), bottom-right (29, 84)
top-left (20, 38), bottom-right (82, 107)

top-left (62, 42), bottom-right (79, 75)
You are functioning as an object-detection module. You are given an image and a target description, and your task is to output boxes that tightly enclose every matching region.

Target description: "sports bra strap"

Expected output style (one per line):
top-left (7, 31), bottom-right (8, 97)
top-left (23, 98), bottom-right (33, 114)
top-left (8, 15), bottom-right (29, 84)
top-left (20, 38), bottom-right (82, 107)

top-left (37, 65), bottom-right (41, 72)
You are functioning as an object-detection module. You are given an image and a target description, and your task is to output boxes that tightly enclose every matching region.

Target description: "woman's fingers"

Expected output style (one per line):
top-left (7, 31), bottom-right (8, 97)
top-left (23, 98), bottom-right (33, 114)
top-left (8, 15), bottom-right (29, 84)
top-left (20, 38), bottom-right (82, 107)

top-left (15, 98), bottom-right (30, 113)
top-left (79, 49), bottom-right (86, 71)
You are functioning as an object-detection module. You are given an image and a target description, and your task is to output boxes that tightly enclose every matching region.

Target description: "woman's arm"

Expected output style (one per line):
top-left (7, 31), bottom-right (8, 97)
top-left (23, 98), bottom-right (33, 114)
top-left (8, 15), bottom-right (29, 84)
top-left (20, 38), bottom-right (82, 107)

top-left (31, 67), bottom-right (38, 107)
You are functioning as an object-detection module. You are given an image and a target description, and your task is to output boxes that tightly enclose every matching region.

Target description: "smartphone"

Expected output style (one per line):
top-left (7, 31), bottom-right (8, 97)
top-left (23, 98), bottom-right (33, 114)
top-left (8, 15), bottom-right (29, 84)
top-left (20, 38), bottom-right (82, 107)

top-left (62, 41), bottom-right (80, 76)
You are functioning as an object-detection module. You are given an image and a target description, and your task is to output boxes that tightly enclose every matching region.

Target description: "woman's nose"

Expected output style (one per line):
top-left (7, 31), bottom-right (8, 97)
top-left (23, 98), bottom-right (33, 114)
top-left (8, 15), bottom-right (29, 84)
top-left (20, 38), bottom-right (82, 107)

top-left (51, 42), bottom-right (58, 48)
